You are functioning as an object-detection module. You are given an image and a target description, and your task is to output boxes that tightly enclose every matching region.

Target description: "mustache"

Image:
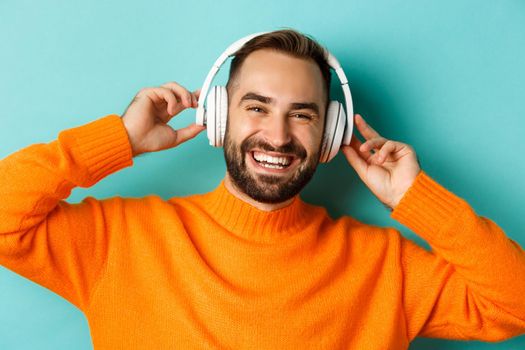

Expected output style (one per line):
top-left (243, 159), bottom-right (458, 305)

top-left (240, 137), bottom-right (307, 159)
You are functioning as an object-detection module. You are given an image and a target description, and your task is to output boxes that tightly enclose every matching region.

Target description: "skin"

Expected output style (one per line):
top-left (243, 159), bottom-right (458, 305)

top-left (223, 49), bottom-right (326, 211)
top-left (121, 50), bottom-right (421, 212)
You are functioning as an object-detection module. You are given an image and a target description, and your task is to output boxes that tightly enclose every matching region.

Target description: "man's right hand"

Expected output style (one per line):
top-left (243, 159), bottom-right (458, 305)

top-left (121, 82), bottom-right (206, 157)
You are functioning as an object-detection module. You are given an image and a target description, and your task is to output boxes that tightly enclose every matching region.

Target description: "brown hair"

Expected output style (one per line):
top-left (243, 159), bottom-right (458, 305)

top-left (225, 29), bottom-right (331, 105)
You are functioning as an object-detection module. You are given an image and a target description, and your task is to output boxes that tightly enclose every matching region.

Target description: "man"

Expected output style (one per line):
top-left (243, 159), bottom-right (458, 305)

top-left (1, 29), bottom-right (524, 349)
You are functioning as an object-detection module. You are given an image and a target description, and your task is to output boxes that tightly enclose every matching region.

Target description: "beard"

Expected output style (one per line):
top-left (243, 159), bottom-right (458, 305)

top-left (223, 130), bottom-right (320, 204)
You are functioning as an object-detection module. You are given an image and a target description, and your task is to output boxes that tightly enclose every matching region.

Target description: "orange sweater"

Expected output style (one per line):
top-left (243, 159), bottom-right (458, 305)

top-left (1, 114), bottom-right (525, 349)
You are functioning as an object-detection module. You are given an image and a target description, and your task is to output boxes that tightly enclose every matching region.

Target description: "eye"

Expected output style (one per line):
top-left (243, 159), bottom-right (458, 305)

top-left (291, 113), bottom-right (313, 121)
top-left (246, 106), bottom-right (266, 113)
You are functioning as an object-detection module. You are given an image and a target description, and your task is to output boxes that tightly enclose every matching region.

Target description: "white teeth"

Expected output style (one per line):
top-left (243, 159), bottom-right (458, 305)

top-left (260, 163), bottom-right (284, 169)
top-left (253, 151), bottom-right (292, 166)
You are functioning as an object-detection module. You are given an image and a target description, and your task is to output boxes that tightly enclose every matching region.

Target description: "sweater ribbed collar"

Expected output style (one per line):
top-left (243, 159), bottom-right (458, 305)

top-left (202, 181), bottom-right (313, 243)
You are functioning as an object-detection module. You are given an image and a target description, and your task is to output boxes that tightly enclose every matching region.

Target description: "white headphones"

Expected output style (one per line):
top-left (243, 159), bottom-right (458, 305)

top-left (196, 31), bottom-right (354, 163)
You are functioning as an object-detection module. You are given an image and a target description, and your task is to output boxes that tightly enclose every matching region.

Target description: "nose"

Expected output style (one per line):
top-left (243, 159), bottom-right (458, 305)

top-left (261, 115), bottom-right (292, 148)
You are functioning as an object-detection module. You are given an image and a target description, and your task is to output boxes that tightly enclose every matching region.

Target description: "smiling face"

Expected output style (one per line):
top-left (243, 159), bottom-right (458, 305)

top-left (223, 49), bottom-right (327, 205)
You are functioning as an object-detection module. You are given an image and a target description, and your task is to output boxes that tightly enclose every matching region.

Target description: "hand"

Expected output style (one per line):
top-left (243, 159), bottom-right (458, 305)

top-left (121, 81), bottom-right (205, 157)
top-left (341, 114), bottom-right (421, 210)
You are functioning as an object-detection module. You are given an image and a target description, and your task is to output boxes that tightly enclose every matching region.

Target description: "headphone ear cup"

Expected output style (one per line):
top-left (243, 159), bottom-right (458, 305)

top-left (206, 86), bottom-right (228, 147)
top-left (217, 86), bottom-right (228, 147)
top-left (319, 101), bottom-right (346, 163)
top-left (206, 86), bottom-right (218, 146)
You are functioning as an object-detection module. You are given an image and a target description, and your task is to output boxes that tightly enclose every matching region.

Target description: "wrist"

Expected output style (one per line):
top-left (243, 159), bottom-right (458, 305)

top-left (121, 117), bottom-right (141, 157)
top-left (389, 193), bottom-right (406, 211)
top-left (388, 170), bottom-right (422, 210)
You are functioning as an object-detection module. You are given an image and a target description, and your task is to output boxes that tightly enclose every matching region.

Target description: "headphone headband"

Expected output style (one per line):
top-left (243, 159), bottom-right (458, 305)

top-left (196, 31), bottom-right (354, 145)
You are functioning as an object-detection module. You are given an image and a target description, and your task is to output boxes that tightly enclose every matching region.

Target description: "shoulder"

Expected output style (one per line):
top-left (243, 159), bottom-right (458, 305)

top-left (320, 210), bottom-right (405, 250)
top-left (72, 194), bottom-right (177, 217)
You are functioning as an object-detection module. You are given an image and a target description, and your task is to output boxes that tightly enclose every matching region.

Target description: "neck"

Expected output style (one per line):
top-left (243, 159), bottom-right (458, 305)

top-left (223, 173), bottom-right (295, 212)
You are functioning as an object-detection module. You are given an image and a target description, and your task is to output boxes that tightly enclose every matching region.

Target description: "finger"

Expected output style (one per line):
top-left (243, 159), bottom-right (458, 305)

top-left (147, 87), bottom-right (179, 119)
top-left (191, 89), bottom-right (201, 108)
top-left (375, 140), bottom-right (402, 164)
top-left (171, 123), bottom-right (206, 147)
top-left (355, 114), bottom-right (382, 140)
top-left (161, 82), bottom-right (193, 108)
top-left (341, 145), bottom-right (368, 180)
top-left (350, 134), bottom-right (372, 160)
top-left (161, 81), bottom-right (192, 105)
top-left (155, 86), bottom-right (193, 118)
top-left (360, 137), bottom-right (387, 153)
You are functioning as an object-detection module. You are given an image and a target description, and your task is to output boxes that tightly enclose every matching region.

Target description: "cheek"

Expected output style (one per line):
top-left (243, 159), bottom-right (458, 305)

top-left (293, 125), bottom-right (324, 155)
top-left (228, 111), bottom-right (260, 141)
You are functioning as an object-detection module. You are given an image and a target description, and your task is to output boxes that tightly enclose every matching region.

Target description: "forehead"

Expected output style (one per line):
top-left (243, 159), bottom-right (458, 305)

top-left (233, 49), bottom-right (326, 104)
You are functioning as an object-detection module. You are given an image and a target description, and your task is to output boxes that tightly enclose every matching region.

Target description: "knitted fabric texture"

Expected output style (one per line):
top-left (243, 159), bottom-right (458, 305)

top-left (1, 115), bottom-right (524, 349)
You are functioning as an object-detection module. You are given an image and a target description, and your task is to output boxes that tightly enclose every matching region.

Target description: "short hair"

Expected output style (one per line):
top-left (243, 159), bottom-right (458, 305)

top-left (225, 29), bottom-right (331, 105)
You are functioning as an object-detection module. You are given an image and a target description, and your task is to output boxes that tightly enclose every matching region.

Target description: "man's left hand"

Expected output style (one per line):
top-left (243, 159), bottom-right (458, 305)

top-left (341, 114), bottom-right (421, 210)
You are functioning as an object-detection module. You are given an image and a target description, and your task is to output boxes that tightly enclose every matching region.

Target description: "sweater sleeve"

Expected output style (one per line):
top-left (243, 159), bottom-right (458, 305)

top-left (391, 171), bottom-right (525, 342)
top-left (0, 115), bottom-right (133, 310)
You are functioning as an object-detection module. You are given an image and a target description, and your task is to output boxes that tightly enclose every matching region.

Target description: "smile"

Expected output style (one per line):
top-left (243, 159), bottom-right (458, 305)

top-left (249, 151), bottom-right (296, 171)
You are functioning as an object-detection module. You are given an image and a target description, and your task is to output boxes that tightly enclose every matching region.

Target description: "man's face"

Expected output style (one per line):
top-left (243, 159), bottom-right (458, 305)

top-left (223, 49), bottom-right (326, 204)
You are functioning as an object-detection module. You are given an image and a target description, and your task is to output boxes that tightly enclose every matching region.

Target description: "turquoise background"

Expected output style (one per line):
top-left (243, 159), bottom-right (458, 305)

top-left (1, 0), bottom-right (524, 349)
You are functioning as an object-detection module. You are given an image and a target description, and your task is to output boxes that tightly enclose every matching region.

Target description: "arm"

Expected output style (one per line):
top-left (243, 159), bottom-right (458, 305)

top-left (393, 172), bottom-right (525, 341)
top-left (341, 114), bottom-right (525, 341)
top-left (0, 115), bottom-right (132, 310)
top-left (0, 82), bottom-right (204, 310)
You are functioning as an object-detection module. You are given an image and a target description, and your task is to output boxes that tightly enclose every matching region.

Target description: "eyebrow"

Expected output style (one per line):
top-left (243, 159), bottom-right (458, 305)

top-left (239, 92), bottom-right (320, 114)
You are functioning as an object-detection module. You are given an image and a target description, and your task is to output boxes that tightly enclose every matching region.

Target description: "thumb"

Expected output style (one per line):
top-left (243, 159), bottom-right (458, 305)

top-left (169, 123), bottom-right (206, 148)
